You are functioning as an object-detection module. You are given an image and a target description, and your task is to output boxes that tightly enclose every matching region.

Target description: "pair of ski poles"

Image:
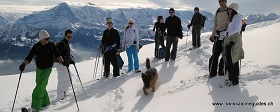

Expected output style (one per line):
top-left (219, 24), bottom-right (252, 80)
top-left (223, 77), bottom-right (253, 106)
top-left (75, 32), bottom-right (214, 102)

top-left (11, 62), bottom-right (86, 112)
top-left (92, 47), bottom-right (104, 80)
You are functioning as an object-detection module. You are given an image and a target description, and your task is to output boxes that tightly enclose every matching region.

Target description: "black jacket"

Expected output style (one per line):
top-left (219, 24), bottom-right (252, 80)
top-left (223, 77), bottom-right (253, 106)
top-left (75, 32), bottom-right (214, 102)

top-left (25, 42), bottom-right (61, 69)
top-left (189, 13), bottom-right (203, 27)
top-left (153, 22), bottom-right (166, 35)
top-left (101, 27), bottom-right (120, 50)
top-left (57, 38), bottom-right (71, 61)
top-left (165, 15), bottom-right (183, 38)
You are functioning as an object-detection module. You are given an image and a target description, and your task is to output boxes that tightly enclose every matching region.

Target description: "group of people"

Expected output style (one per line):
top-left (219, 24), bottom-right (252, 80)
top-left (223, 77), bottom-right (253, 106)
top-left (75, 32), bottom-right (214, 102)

top-left (19, 29), bottom-right (75, 111)
top-left (101, 7), bottom-right (184, 79)
top-left (209, 0), bottom-right (244, 86)
top-left (151, 0), bottom-right (245, 87)
top-left (19, 0), bottom-right (245, 111)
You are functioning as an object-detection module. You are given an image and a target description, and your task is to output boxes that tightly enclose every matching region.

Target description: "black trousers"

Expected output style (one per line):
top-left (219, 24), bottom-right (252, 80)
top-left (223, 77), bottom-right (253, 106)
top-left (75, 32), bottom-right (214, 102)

top-left (165, 36), bottom-right (178, 61)
top-left (226, 42), bottom-right (239, 85)
top-left (104, 50), bottom-right (120, 77)
top-left (209, 40), bottom-right (225, 76)
top-left (192, 26), bottom-right (201, 47)
top-left (154, 34), bottom-right (165, 58)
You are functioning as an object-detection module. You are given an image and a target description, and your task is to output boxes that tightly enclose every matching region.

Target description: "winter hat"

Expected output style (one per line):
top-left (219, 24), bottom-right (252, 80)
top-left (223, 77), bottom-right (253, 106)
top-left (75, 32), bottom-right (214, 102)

top-left (106, 17), bottom-right (113, 24)
top-left (128, 19), bottom-right (134, 23)
top-left (39, 30), bottom-right (50, 40)
top-left (229, 2), bottom-right (239, 12)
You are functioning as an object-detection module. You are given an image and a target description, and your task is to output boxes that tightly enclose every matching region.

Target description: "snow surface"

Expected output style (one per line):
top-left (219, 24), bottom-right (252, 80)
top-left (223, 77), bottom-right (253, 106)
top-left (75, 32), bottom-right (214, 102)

top-left (1, 21), bottom-right (280, 112)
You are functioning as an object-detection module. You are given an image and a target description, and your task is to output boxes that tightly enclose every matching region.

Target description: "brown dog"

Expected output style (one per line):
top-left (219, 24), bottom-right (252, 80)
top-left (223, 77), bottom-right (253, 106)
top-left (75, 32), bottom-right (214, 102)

top-left (141, 58), bottom-right (158, 95)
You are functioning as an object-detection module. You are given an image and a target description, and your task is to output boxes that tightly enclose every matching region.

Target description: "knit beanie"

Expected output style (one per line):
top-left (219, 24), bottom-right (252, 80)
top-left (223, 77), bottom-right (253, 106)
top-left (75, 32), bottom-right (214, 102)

top-left (128, 19), bottom-right (134, 23)
top-left (39, 30), bottom-right (50, 40)
top-left (106, 17), bottom-right (113, 24)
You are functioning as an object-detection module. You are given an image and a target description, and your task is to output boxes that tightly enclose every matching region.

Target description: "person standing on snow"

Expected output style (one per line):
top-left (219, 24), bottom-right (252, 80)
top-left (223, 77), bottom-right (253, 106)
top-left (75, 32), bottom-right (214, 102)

top-left (122, 19), bottom-right (141, 73)
top-left (101, 17), bottom-right (121, 78)
top-left (55, 29), bottom-right (75, 100)
top-left (224, 2), bottom-right (244, 86)
top-left (209, 0), bottom-right (229, 78)
top-left (19, 30), bottom-right (67, 111)
top-left (153, 15), bottom-right (166, 59)
top-left (165, 8), bottom-right (183, 62)
top-left (188, 7), bottom-right (203, 49)
top-left (240, 18), bottom-right (247, 37)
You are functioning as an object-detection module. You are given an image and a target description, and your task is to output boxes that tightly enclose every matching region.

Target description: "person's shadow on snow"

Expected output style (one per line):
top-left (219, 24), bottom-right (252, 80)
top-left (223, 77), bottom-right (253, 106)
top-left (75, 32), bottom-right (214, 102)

top-left (131, 90), bottom-right (154, 112)
top-left (158, 61), bottom-right (178, 88)
top-left (208, 83), bottom-right (258, 112)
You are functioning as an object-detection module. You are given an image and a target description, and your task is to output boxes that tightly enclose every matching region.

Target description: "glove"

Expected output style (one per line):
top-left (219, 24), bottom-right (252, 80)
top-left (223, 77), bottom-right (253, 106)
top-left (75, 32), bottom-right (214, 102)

top-left (69, 60), bottom-right (75, 65)
top-left (19, 63), bottom-right (25, 71)
top-left (209, 36), bottom-right (215, 42)
top-left (187, 25), bottom-right (190, 29)
top-left (62, 61), bottom-right (69, 67)
top-left (229, 41), bottom-right (235, 47)
top-left (99, 45), bottom-right (105, 54)
top-left (135, 45), bottom-right (139, 50)
top-left (122, 47), bottom-right (126, 52)
top-left (115, 49), bottom-right (120, 54)
top-left (70, 55), bottom-right (74, 60)
top-left (219, 31), bottom-right (228, 39)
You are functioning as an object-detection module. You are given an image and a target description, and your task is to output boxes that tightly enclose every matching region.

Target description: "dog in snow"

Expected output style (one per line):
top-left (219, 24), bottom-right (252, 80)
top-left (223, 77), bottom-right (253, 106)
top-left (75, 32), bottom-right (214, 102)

top-left (141, 58), bottom-right (158, 95)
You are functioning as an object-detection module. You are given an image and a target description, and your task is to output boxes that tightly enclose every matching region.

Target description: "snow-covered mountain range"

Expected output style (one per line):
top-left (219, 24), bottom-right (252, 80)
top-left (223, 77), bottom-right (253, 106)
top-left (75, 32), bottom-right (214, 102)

top-left (0, 2), bottom-right (279, 61)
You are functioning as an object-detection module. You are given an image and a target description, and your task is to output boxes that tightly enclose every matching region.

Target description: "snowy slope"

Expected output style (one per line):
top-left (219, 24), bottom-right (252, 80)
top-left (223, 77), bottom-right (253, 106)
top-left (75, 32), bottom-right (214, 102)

top-left (1, 20), bottom-right (280, 112)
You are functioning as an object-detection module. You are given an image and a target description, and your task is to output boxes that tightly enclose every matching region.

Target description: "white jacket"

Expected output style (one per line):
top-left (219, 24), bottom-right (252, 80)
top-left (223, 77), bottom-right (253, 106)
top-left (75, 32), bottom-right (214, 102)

top-left (227, 14), bottom-right (242, 37)
top-left (122, 28), bottom-right (140, 49)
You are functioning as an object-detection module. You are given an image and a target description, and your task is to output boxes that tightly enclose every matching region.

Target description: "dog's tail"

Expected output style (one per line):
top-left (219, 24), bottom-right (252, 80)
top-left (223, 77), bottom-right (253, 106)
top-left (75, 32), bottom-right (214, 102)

top-left (146, 58), bottom-right (151, 69)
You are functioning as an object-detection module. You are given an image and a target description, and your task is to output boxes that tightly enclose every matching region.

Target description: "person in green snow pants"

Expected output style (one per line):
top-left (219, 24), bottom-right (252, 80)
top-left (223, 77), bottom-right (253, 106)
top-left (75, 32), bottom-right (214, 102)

top-left (31, 67), bottom-right (52, 110)
top-left (19, 30), bottom-right (68, 111)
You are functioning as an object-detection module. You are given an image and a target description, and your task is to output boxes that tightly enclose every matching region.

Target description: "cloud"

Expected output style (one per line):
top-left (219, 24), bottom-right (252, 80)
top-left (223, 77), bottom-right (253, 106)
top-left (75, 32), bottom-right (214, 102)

top-left (0, 0), bottom-right (279, 15)
top-left (0, 0), bottom-right (60, 5)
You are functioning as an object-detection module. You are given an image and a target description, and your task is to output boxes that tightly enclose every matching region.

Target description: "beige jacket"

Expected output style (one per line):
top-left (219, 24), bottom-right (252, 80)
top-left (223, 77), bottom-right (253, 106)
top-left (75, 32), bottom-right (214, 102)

top-left (224, 33), bottom-right (244, 64)
top-left (212, 7), bottom-right (229, 36)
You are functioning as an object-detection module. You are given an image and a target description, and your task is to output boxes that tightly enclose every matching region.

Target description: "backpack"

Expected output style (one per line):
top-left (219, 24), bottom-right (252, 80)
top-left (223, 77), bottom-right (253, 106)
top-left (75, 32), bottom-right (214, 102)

top-left (34, 41), bottom-right (65, 62)
top-left (158, 48), bottom-right (165, 59)
top-left (125, 28), bottom-right (143, 50)
top-left (201, 15), bottom-right (206, 29)
top-left (215, 8), bottom-right (229, 17)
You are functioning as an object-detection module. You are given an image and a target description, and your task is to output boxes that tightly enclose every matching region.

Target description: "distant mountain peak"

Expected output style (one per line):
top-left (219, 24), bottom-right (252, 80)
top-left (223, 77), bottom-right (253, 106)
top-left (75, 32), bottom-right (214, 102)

top-left (57, 2), bottom-right (70, 7)
top-left (88, 2), bottom-right (95, 5)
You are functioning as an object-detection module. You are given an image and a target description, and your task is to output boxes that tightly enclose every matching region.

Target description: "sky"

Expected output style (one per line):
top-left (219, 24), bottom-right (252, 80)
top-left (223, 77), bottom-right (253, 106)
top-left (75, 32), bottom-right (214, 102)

top-left (0, 0), bottom-right (279, 15)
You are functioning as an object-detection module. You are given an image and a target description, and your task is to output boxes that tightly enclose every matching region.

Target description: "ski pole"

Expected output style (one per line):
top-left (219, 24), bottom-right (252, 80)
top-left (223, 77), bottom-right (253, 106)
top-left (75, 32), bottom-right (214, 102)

top-left (93, 47), bottom-right (100, 79)
top-left (100, 55), bottom-right (104, 79)
top-left (186, 28), bottom-right (189, 46)
top-left (239, 59), bottom-right (241, 76)
top-left (209, 38), bottom-right (218, 77)
top-left (66, 67), bottom-right (80, 111)
top-left (11, 71), bottom-right (23, 112)
top-left (157, 28), bottom-right (160, 59)
top-left (73, 64), bottom-right (87, 97)
top-left (93, 47), bottom-right (98, 79)
top-left (223, 32), bottom-right (230, 77)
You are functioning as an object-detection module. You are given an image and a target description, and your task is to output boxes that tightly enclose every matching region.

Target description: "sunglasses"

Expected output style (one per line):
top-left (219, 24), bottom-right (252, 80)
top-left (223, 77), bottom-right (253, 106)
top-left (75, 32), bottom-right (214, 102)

top-left (44, 37), bottom-right (50, 41)
top-left (219, 0), bottom-right (226, 3)
top-left (169, 12), bottom-right (174, 13)
top-left (67, 36), bottom-right (72, 38)
top-left (129, 23), bottom-right (134, 24)
top-left (107, 22), bottom-right (113, 24)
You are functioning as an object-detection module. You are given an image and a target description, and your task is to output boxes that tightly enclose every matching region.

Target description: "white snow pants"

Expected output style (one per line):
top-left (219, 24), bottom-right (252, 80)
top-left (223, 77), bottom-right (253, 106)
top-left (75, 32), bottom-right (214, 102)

top-left (56, 63), bottom-right (71, 99)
